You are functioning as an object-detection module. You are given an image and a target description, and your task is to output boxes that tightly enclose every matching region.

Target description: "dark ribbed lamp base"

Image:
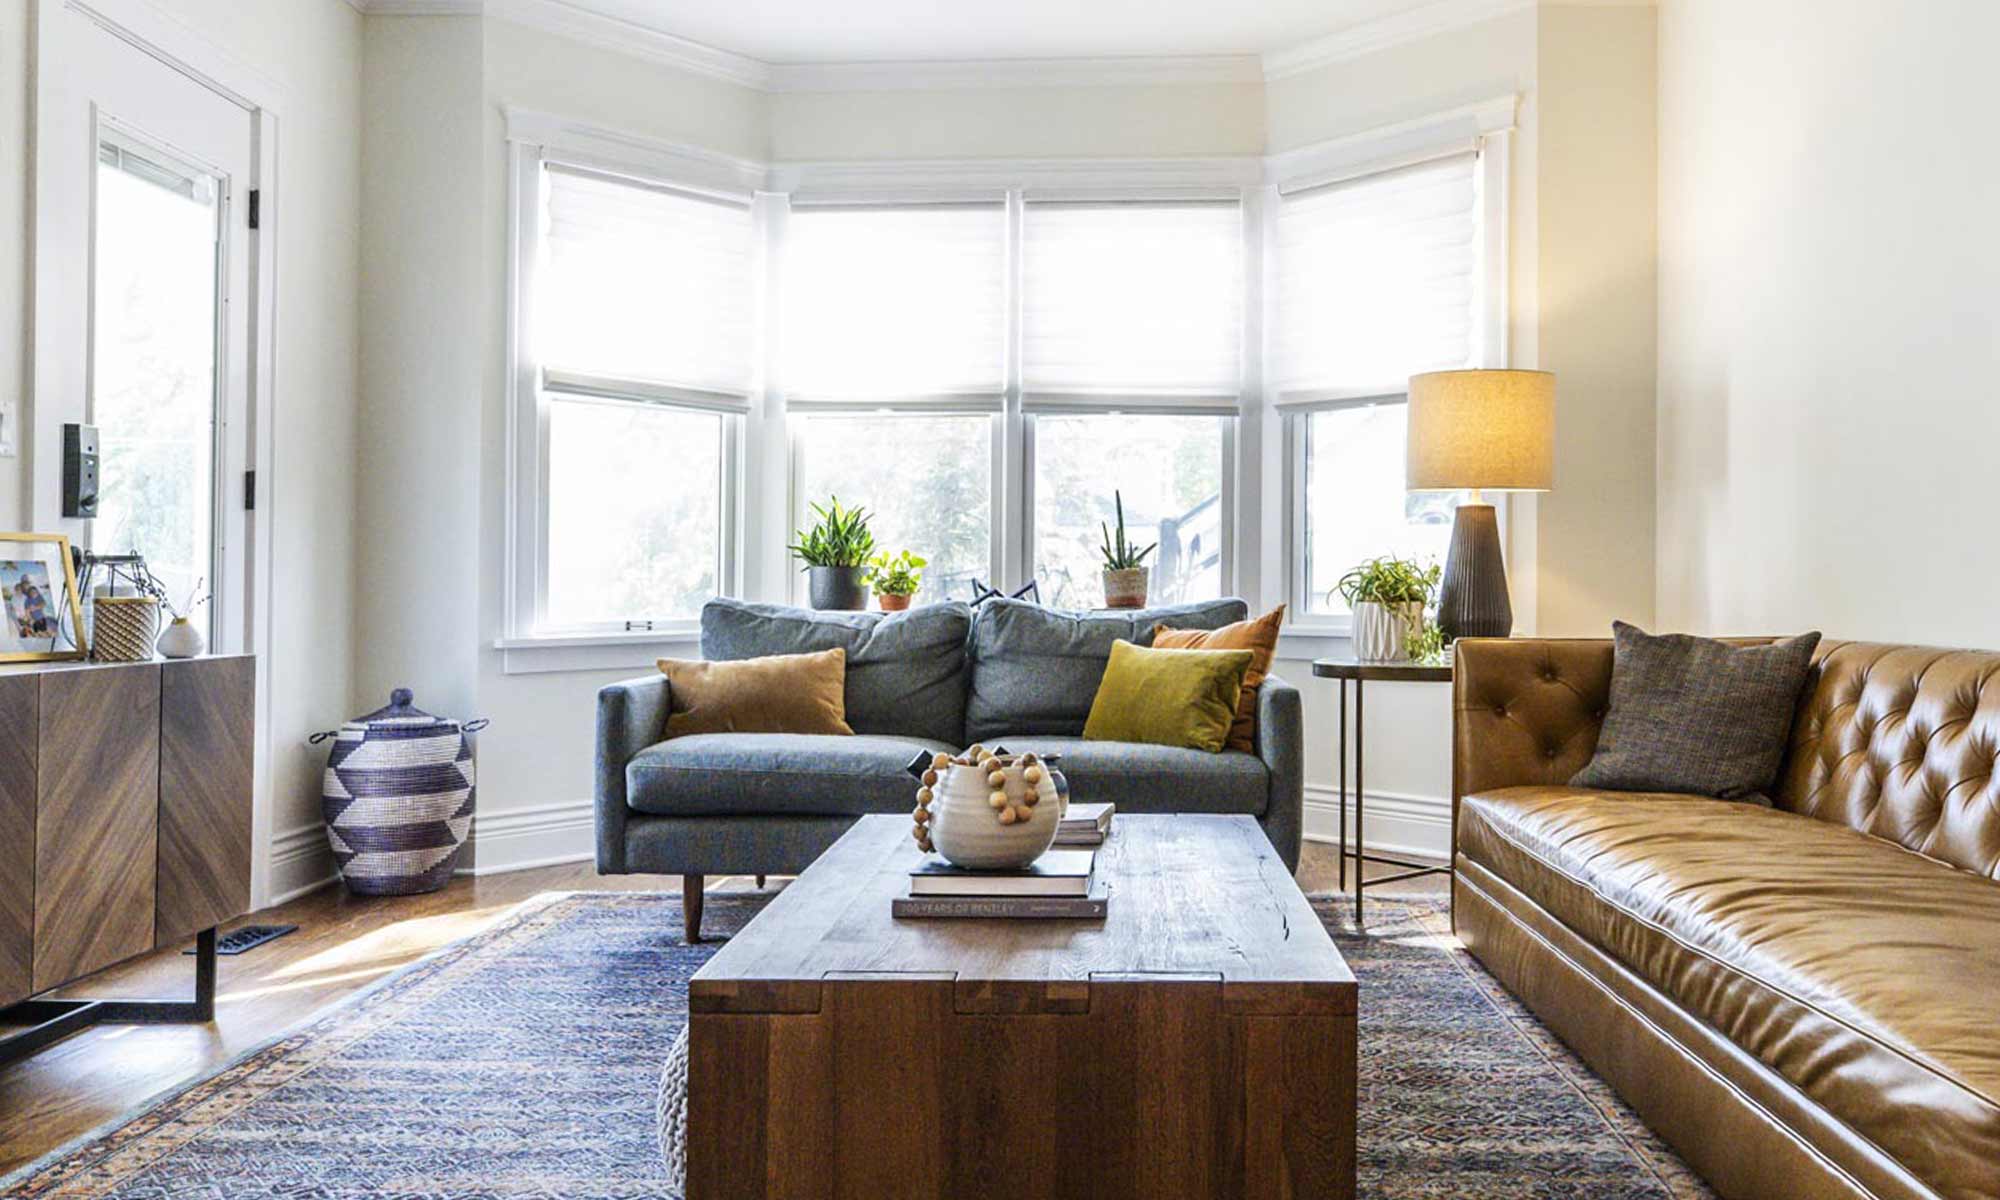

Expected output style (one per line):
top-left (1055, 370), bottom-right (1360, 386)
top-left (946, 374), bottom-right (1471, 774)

top-left (1438, 503), bottom-right (1512, 640)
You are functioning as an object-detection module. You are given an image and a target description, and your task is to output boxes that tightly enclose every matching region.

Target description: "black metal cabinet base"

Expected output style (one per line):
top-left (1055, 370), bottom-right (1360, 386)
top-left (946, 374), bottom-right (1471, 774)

top-left (0, 926), bottom-right (217, 1067)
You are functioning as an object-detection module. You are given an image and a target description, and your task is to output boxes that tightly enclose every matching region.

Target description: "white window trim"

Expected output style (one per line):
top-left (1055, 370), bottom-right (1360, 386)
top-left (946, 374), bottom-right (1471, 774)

top-left (498, 102), bottom-right (1518, 672)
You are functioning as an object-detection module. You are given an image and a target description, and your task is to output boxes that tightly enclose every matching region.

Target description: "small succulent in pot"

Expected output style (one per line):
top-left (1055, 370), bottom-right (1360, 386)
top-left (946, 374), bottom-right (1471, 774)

top-left (1099, 490), bottom-right (1157, 609)
top-left (866, 549), bottom-right (925, 612)
top-left (1335, 555), bottom-right (1441, 663)
top-left (789, 496), bottom-right (876, 610)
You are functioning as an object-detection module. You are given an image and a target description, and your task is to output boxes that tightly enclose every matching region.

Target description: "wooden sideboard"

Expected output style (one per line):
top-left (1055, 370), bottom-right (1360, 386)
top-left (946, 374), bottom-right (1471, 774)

top-left (0, 655), bottom-right (254, 1019)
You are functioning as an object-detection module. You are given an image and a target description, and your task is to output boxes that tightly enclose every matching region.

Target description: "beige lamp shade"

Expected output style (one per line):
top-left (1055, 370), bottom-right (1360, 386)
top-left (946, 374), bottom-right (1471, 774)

top-left (1406, 369), bottom-right (1555, 492)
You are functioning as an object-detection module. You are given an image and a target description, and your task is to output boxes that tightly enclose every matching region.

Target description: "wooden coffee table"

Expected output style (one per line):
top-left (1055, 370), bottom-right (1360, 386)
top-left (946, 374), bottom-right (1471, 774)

top-left (686, 813), bottom-right (1357, 1199)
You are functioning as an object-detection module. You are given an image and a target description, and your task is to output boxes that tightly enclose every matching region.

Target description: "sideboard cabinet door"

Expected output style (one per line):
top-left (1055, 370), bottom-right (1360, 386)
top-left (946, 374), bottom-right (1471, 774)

top-left (33, 664), bottom-right (161, 993)
top-left (157, 656), bottom-right (254, 948)
top-left (0, 674), bottom-right (37, 1007)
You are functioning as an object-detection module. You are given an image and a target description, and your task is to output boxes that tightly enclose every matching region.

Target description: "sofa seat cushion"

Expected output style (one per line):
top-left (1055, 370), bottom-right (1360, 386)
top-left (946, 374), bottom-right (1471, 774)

top-left (994, 736), bottom-right (1267, 816)
top-left (627, 734), bottom-right (958, 819)
top-left (1459, 786), bottom-right (2000, 1200)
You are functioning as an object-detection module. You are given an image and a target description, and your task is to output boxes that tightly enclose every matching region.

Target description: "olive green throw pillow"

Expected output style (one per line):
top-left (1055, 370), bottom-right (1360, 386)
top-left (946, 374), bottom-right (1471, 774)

top-left (1082, 640), bottom-right (1255, 753)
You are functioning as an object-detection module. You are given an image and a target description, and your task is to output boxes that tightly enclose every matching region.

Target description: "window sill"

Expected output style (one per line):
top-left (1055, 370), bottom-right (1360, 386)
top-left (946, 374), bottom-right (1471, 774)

top-left (492, 630), bottom-right (700, 676)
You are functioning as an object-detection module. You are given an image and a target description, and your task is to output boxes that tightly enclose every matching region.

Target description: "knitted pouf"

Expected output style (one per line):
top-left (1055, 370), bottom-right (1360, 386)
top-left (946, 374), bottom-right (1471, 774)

top-left (657, 1024), bottom-right (690, 1194)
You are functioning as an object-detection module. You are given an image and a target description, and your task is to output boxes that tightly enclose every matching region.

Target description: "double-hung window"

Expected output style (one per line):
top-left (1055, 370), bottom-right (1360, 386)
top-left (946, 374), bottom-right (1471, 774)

top-left (1275, 153), bottom-right (1485, 620)
top-left (784, 203), bottom-right (1006, 603)
top-left (1021, 200), bottom-right (1243, 609)
top-left (525, 163), bottom-right (755, 634)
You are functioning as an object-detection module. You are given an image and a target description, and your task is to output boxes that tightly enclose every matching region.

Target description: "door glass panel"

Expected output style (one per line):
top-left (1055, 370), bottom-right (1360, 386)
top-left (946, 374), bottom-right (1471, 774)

top-left (91, 134), bottom-right (221, 633)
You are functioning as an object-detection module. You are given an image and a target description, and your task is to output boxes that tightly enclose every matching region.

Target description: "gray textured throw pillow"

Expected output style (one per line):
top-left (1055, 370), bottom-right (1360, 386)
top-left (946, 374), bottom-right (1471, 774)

top-left (1571, 622), bottom-right (1822, 799)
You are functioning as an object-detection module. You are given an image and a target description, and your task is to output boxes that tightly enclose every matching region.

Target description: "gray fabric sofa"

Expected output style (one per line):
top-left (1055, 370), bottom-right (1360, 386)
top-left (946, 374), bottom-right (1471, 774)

top-left (596, 596), bottom-right (1304, 940)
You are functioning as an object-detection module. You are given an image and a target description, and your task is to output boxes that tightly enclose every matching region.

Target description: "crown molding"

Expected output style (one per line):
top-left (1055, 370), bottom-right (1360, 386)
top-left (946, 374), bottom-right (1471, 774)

top-left (766, 54), bottom-right (1262, 94)
top-left (1263, 0), bottom-right (1535, 81)
top-left (356, 0), bottom-right (1549, 93)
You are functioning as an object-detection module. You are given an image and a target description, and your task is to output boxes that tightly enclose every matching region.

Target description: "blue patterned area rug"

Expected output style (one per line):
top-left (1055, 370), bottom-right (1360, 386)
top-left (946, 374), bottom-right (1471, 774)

top-left (1, 891), bottom-right (1710, 1200)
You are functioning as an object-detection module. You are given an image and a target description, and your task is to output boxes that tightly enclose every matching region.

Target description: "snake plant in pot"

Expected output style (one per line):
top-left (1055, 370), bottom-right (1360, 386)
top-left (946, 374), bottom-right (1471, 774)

top-left (789, 497), bottom-right (876, 610)
top-left (1335, 555), bottom-right (1441, 663)
top-left (1099, 491), bottom-right (1157, 609)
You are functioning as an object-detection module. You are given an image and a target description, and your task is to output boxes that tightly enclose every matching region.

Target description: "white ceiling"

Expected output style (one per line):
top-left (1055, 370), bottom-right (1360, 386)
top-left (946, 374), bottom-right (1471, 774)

top-left (561, 0), bottom-right (1439, 64)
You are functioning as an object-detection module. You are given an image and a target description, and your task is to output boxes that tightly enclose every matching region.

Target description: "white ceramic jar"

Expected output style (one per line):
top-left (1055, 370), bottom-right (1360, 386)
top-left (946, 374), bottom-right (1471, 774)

top-left (919, 751), bottom-right (1064, 870)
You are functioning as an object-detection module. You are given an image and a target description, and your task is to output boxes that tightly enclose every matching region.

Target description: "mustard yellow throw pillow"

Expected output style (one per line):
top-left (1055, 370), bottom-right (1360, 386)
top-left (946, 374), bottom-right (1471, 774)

top-left (657, 648), bottom-right (853, 737)
top-left (1082, 640), bottom-right (1254, 753)
top-left (1152, 603), bottom-right (1285, 753)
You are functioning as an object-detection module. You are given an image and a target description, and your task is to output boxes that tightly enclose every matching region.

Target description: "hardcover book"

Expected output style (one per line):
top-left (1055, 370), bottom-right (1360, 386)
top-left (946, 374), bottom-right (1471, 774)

top-left (893, 883), bottom-right (1108, 920)
top-left (1054, 802), bottom-right (1114, 846)
top-left (908, 849), bottom-right (1096, 897)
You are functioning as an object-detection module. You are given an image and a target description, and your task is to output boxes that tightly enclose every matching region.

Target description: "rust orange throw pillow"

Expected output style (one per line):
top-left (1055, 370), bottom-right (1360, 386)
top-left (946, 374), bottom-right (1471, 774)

top-left (656, 648), bottom-right (853, 737)
top-left (1151, 604), bottom-right (1284, 753)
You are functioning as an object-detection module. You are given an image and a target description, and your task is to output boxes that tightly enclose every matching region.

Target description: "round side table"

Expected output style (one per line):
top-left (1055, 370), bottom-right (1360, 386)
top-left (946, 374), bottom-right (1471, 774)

top-left (1311, 657), bottom-right (1454, 925)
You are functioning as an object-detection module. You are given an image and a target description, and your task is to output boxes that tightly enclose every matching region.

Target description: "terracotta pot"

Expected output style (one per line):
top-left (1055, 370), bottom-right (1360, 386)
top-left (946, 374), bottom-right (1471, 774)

top-left (877, 592), bottom-right (912, 612)
top-left (1101, 567), bottom-right (1150, 609)
top-left (1353, 599), bottom-right (1424, 662)
top-left (926, 754), bottom-right (1064, 870)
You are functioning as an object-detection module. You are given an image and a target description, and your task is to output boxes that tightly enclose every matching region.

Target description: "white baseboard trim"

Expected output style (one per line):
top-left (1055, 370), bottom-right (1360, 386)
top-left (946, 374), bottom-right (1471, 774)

top-left (1301, 784), bottom-right (1450, 863)
top-left (458, 798), bottom-right (596, 876)
top-left (269, 823), bottom-right (337, 905)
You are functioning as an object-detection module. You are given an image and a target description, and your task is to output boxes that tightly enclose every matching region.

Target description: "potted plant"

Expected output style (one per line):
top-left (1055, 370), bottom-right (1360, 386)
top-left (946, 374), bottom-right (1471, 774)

top-left (789, 497), bottom-right (876, 610)
top-left (1099, 491), bottom-right (1156, 609)
top-left (1334, 555), bottom-right (1441, 663)
top-left (866, 550), bottom-right (925, 612)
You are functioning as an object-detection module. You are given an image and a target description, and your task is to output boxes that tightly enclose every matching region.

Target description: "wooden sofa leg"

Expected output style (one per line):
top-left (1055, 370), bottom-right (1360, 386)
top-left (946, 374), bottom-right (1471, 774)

top-left (755, 874), bottom-right (766, 889)
top-left (682, 874), bottom-right (705, 944)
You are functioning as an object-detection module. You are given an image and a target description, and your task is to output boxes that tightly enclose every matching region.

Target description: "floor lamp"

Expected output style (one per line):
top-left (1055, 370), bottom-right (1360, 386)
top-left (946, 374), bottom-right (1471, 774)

top-left (1406, 369), bottom-right (1555, 640)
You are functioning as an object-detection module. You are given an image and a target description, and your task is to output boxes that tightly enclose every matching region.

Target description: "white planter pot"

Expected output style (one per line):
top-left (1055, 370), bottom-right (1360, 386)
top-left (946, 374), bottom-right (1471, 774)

top-left (1352, 600), bottom-right (1424, 663)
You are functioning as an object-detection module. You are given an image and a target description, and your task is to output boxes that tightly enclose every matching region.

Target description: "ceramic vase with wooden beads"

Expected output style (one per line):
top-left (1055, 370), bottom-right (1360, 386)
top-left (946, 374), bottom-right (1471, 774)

top-left (916, 748), bottom-right (1064, 870)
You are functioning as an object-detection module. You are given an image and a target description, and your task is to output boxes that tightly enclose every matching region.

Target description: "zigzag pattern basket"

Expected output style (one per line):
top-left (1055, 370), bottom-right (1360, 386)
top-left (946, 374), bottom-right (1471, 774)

top-left (317, 689), bottom-right (486, 896)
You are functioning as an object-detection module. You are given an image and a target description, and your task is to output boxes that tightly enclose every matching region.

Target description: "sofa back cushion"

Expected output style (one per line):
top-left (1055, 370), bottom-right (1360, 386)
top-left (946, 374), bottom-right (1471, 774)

top-left (965, 597), bottom-right (1249, 742)
top-left (1774, 641), bottom-right (2000, 879)
top-left (700, 598), bottom-right (970, 746)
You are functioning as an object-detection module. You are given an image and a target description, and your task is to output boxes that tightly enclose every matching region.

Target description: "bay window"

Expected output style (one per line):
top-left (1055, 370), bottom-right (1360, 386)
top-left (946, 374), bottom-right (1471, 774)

top-left (504, 106), bottom-right (1509, 662)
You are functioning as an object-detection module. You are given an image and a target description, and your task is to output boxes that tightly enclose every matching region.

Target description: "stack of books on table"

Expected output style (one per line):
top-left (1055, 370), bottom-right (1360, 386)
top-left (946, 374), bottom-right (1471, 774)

top-left (894, 849), bottom-right (1107, 919)
top-left (1054, 802), bottom-right (1114, 847)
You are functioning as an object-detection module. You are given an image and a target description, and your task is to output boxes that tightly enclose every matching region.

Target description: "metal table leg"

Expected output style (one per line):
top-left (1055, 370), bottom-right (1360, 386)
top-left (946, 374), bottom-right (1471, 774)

top-left (1336, 676), bottom-right (1347, 894)
top-left (0, 926), bottom-right (218, 1067)
top-left (1354, 677), bottom-right (1366, 927)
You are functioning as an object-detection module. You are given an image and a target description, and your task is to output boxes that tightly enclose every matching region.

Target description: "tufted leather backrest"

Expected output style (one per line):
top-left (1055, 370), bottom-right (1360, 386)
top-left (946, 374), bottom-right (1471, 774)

top-left (1773, 641), bottom-right (2000, 879)
top-left (1454, 636), bottom-right (2000, 881)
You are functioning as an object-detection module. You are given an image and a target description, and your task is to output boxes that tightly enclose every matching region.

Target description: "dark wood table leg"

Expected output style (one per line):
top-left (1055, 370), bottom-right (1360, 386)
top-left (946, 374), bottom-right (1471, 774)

top-left (682, 874), bottom-right (705, 944)
top-left (1354, 678), bottom-right (1366, 927)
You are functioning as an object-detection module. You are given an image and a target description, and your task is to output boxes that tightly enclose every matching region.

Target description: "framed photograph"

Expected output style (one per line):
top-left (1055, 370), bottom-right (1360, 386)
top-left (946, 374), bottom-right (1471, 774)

top-left (0, 533), bottom-right (86, 663)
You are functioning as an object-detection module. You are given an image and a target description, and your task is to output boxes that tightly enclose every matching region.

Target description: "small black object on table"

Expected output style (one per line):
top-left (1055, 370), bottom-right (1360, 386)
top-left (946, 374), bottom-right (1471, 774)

top-left (1312, 657), bottom-right (1454, 925)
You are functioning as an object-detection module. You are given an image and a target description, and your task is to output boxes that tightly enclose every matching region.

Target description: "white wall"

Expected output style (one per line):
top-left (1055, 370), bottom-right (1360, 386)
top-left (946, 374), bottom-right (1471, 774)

top-left (0, 0), bottom-right (364, 903)
top-left (1657, 0), bottom-right (1999, 646)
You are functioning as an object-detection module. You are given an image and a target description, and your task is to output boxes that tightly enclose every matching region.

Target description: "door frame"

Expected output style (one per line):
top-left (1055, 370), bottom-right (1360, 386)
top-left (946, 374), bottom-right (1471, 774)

top-left (32, 0), bottom-right (284, 905)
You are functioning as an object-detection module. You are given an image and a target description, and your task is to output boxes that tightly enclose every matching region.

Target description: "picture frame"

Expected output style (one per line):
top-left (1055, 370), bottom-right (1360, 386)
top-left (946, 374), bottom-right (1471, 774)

top-left (0, 533), bottom-right (86, 663)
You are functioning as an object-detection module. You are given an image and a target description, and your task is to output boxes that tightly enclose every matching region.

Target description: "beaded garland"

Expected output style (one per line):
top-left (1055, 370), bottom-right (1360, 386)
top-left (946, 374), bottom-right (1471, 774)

top-left (911, 743), bottom-right (1046, 854)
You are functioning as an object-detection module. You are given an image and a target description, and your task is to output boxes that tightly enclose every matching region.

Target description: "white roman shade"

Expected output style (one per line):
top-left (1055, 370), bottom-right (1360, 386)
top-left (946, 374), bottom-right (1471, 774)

top-left (1021, 200), bottom-right (1243, 408)
top-left (783, 202), bottom-right (1007, 405)
top-left (1273, 153), bottom-right (1479, 401)
top-left (539, 164), bottom-right (756, 397)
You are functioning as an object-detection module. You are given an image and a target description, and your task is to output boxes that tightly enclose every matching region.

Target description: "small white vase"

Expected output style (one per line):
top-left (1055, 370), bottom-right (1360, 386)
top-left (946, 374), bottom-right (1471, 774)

top-left (1352, 600), bottom-right (1423, 663)
top-left (927, 754), bottom-right (1063, 870)
top-left (156, 616), bottom-right (205, 659)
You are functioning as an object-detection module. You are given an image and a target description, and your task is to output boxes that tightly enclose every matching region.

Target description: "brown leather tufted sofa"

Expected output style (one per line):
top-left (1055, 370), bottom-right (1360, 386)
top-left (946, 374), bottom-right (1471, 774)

top-left (1451, 638), bottom-right (2000, 1200)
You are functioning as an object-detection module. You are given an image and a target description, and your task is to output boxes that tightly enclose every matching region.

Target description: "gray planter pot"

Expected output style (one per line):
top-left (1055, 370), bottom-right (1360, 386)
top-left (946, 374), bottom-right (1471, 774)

top-left (808, 565), bottom-right (869, 610)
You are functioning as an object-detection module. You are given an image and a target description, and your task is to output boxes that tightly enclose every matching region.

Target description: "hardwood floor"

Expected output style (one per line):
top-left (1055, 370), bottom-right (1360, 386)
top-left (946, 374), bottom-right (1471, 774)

top-left (0, 840), bottom-right (1437, 1178)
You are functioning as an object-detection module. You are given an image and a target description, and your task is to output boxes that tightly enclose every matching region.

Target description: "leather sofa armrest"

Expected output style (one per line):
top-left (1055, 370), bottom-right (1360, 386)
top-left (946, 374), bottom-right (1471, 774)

top-left (596, 673), bottom-right (671, 873)
top-left (1451, 638), bottom-right (1616, 850)
top-left (1256, 673), bottom-right (1304, 873)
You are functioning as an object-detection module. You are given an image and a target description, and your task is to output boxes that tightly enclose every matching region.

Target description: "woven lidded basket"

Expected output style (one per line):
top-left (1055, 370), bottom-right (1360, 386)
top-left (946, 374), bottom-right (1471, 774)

top-left (316, 689), bottom-right (488, 896)
top-left (92, 595), bottom-right (160, 662)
